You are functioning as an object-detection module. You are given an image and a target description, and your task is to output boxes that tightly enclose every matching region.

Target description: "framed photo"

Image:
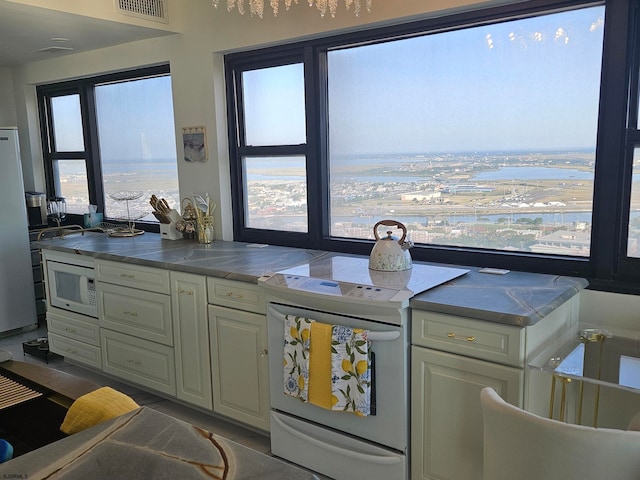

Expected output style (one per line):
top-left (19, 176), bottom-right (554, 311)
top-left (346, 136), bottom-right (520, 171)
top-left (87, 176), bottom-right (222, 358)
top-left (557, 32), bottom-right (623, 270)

top-left (182, 126), bottom-right (207, 162)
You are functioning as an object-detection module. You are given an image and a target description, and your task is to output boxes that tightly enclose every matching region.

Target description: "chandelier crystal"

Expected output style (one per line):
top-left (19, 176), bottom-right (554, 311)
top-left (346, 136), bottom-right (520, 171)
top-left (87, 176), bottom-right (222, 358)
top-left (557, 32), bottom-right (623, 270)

top-left (211, 0), bottom-right (372, 18)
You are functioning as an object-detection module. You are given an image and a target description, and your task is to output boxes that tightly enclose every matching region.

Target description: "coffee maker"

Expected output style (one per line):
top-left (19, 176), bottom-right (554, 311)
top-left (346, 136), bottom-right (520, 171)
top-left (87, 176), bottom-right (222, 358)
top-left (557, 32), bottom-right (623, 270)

top-left (25, 191), bottom-right (47, 228)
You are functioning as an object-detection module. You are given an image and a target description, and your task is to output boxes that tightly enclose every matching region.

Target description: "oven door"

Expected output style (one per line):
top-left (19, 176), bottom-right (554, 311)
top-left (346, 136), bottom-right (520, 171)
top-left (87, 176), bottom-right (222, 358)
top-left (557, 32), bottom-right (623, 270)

top-left (267, 302), bottom-right (409, 452)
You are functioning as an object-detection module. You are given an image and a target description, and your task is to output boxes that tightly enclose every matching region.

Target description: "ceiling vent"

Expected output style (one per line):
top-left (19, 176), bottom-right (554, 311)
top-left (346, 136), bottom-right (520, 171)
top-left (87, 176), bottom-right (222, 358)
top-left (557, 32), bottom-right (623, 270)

top-left (116, 0), bottom-right (168, 23)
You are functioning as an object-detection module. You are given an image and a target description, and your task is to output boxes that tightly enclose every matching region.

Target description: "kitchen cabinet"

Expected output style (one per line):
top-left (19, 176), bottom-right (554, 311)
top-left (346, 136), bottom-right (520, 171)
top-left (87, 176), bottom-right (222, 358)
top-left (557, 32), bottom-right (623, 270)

top-left (96, 259), bottom-right (176, 396)
top-left (410, 296), bottom-right (579, 480)
top-left (207, 277), bottom-right (270, 430)
top-left (171, 271), bottom-right (212, 409)
top-left (42, 250), bottom-right (101, 368)
top-left (47, 308), bottom-right (102, 369)
top-left (101, 328), bottom-right (176, 395)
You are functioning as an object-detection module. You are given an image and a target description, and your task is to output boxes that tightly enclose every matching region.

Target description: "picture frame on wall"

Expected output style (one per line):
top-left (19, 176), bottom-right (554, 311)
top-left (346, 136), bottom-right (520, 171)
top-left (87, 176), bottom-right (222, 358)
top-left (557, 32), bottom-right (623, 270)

top-left (182, 126), bottom-right (207, 162)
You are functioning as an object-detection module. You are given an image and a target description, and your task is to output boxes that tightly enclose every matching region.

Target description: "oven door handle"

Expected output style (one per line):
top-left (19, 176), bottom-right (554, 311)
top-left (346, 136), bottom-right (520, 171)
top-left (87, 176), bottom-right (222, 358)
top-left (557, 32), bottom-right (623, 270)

top-left (368, 331), bottom-right (400, 341)
top-left (271, 413), bottom-right (402, 466)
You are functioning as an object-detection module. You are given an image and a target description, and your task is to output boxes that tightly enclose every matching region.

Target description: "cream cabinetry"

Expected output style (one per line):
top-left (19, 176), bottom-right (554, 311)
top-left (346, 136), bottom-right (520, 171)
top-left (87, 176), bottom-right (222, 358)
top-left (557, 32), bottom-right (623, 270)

top-left (47, 307), bottom-right (102, 369)
top-left (42, 250), bottom-right (101, 368)
top-left (171, 271), bottom-right (212, 409)
top-left (411, 297), bottom-right (579, 480)
top-left (96, 259), bottom-right (176, 396)
top-left (98, 281), bottom-right (173, 345)
top-left (207, 277), bottom-right (270, 430)
top-left (101, 328), bottom-right (176, 395)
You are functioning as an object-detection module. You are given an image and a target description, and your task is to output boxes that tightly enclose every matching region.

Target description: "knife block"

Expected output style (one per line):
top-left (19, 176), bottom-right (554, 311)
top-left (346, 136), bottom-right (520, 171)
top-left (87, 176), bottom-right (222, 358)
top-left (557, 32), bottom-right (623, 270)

top-left (160, 223), bottom-right (182, 240)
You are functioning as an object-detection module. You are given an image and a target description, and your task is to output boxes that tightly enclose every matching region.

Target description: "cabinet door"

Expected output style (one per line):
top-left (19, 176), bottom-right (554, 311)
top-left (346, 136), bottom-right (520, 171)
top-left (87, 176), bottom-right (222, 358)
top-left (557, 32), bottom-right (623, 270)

top-left (171, 272), bottom-right (212, 409)
top-left (102, 328), bottom-right (175, 396)
top-left (411, 346), bottom-right (522, 480)
top-left (208, 304), bottom-right (270, 431)
top-left (97, 282), bottom-right (173, 346)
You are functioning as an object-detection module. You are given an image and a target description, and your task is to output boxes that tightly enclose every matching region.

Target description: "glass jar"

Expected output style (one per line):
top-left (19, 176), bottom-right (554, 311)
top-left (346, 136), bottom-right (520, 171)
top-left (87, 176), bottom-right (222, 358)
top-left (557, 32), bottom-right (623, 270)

top-left (198, 216), bottom-right (214, 244)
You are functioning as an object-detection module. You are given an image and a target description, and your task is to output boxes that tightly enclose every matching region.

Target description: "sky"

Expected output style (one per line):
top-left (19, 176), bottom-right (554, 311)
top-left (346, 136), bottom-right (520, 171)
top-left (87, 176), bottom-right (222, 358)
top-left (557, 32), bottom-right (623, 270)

top-left (242, 4), bottom-right (605, 155)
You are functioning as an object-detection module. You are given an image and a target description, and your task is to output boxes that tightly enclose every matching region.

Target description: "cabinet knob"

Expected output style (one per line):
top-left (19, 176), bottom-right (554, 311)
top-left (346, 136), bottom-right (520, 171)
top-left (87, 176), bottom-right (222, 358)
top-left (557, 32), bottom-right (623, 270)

top-left (259, 349), bottom-right (268, 357)
top-left (447, 332), bottom-right (476, 342)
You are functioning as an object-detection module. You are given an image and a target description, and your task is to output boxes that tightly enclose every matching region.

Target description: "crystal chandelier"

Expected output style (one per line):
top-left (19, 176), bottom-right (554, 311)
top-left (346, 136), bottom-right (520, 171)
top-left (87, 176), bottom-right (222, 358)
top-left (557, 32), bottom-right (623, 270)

top-left (211, 0), bottom-right (372, 18)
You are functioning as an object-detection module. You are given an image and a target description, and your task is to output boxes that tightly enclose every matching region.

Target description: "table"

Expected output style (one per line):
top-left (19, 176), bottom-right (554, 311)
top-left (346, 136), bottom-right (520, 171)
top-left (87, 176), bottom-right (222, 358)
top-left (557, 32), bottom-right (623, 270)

top-left (529, 325), bottom-right (640, 426)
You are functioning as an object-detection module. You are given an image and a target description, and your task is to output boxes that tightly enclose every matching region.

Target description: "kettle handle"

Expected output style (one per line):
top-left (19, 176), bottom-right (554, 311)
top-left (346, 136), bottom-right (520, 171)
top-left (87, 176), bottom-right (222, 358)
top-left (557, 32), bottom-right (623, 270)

top-left (373, 219), bottom-right (407, 244)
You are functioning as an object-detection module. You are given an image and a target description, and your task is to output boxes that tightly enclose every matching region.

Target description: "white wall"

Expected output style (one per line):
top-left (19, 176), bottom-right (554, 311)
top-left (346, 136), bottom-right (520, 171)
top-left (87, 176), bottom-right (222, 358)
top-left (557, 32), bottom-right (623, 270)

top-left (7, 0), bottom-right (527, 239)
top-left (580, 290), bottom-right (640, 337)
top-left (0, 68), bottom-right (17, 127)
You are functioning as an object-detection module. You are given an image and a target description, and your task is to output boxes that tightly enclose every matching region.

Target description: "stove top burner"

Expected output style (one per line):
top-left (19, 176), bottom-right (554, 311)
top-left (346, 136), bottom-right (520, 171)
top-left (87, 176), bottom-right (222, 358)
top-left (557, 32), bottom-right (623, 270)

top-left (276, 255), bottom-right (468, 297)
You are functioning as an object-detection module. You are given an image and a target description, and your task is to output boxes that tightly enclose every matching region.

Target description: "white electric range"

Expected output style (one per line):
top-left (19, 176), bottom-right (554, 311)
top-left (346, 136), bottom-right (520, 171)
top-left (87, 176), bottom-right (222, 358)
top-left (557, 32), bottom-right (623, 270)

top-left (259, 255), bottom-right (468, 480)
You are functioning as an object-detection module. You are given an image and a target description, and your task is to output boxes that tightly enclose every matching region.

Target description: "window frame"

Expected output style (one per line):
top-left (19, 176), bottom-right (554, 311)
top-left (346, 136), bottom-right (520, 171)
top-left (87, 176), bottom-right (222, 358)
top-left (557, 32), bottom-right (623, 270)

top-left (225, 0), bottom-right (640, 293)
top-left (37, 64), bottom-right (172, 231)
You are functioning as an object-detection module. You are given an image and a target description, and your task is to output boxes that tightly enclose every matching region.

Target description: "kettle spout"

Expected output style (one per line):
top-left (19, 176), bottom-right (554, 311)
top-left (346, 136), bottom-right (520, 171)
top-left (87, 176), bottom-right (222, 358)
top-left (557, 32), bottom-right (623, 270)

top-left (401, 240), bottom-right (414, 251)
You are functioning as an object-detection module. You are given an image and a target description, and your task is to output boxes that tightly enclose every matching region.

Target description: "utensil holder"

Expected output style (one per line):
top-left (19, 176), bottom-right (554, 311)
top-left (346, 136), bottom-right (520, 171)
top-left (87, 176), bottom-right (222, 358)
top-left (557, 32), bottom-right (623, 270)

top-left (197, 216), bottom-right (214, 244)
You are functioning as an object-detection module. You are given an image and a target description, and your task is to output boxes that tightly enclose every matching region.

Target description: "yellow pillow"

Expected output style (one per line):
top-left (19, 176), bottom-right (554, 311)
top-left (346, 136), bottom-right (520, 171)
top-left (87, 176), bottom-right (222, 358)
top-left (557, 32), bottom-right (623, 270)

top-left (60, 386), bottom-right (139, 435)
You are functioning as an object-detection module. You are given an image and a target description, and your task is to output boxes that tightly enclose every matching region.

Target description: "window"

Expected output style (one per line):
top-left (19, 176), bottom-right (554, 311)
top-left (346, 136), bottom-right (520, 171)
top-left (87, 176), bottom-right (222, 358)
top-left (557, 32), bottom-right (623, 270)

top-left (326, 7), bottom-right (603, 256)
top-left (226, 0), bottom-right (640, 290)
top-left (239, 63), bottom-right (308, 232)
top-left (37, 65), bottom-right (178, 225)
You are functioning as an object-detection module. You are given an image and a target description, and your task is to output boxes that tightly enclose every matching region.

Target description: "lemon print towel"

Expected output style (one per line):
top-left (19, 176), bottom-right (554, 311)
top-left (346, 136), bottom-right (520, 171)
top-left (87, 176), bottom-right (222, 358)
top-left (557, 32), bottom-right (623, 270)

top-left (283, 315), bottom-right (314, 402)
top-left (331, 325), bottom-right (372, 416)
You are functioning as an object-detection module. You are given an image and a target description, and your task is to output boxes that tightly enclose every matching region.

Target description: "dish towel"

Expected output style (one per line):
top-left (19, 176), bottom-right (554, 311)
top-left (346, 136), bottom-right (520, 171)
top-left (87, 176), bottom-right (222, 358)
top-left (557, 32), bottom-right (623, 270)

top-left (60, 386), bottom-right (139, 435)
top-left (283, 315), bottom-right (314, 402)
top-left (331, 325), bottom-right (372, 416)
top-left (308, 321), bottom-right (333, 410)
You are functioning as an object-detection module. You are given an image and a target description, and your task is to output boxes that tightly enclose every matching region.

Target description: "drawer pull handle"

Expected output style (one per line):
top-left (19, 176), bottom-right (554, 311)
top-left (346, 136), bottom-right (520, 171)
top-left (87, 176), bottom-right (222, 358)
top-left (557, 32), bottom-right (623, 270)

top-left (126, 359), bottom-right (142, 366)
top-left (120, 273), bottom-right (135, 279)
top-left (447, 332), bottom-right (476, 342)
top-left (123, 310), bottom-right (138, 317)
top-left (65, 348), bottom-right (78, 354)
top-left (65, 327), bottom-right (78, 333)
top-left (226, 292), bottom-right (245, 299)
top-left (179, 289), bottom-right (194, 296)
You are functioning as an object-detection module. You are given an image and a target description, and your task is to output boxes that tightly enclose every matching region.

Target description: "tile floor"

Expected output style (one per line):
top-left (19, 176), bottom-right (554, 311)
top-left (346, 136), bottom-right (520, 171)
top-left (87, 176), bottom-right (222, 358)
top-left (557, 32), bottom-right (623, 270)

top-left (0, 323), bottom-right (327, 478)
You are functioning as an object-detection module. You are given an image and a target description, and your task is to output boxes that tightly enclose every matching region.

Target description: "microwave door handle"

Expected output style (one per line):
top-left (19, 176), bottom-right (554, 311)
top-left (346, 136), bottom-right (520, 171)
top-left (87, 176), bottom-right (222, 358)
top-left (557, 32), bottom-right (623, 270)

top-left (79, 276), bottom-right (89, 305)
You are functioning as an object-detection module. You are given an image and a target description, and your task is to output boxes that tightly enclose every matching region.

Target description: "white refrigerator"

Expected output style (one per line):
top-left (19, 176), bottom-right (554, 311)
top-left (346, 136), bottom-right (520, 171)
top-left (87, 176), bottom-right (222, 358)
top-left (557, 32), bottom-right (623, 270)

top-left (0, 127), bottom-right (37, 333)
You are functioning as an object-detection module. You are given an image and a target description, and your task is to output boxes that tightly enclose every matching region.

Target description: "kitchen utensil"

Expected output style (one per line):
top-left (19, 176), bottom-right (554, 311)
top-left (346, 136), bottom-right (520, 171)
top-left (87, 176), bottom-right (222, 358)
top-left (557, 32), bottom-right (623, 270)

top-left (47, 196), bottom-right (67, 226)
top-left (368, 219), bottom-right (413, 271)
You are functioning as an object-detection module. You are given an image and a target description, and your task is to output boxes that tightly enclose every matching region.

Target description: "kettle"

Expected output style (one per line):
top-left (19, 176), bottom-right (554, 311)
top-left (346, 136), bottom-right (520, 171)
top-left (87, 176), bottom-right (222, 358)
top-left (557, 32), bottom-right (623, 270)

top-left (369, 220), bottom-right (413, 271)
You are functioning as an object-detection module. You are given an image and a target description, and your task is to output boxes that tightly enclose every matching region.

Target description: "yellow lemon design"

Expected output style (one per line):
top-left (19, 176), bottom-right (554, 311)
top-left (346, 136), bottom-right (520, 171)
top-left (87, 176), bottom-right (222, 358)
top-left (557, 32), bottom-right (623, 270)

top-left (356, 360), bottom-right (368, 376)
top-left (298, 375), bottom-right (305, 391)
top-left (331, 394), bottom-right (339, 406)
top-left (290, 326), bottom-right (299, 339)
top-left (342, 359), bottom-right (353, 373)
top-left (301, 328), bottom-right (310, 342)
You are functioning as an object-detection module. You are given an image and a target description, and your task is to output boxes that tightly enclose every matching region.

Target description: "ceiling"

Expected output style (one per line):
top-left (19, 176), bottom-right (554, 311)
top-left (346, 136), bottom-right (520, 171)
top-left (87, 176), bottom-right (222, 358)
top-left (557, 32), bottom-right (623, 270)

top-left (0, 1), bottom-right (176, 68)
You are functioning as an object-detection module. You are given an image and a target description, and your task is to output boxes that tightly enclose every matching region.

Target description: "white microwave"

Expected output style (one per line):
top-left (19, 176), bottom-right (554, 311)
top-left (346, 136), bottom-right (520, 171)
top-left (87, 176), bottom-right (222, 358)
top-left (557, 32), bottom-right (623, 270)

top-left (46, 259), bottom-right (97, 318)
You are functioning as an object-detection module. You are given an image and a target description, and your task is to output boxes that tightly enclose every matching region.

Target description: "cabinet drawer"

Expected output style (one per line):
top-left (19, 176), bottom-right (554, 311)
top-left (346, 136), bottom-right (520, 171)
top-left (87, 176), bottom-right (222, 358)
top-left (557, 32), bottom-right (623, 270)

top-left (46, 308), bottom-right (100, 346)
top-left (98, 283), bottom-right (173, 346)
top-left (101, 328), bottom-right (176, 396)
top-left (412, 310), bottom-right (524, 367)
top-left (207, 277), bottom-right (265, 314)
top-left (48, 332), bottom-right (102, 369)
top-left (96, 260), bottom-right (170, 294)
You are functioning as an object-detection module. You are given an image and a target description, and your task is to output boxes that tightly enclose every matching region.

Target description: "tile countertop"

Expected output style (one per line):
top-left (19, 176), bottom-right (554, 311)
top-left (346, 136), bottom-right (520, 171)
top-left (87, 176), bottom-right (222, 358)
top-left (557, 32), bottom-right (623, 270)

top-left (34, 232), bottom-right (588, 327)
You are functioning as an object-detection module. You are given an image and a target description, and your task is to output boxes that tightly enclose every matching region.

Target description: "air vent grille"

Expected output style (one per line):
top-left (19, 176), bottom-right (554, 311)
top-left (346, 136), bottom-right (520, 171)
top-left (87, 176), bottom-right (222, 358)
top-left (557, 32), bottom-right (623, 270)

top-left (117, 0), bottom-right (167, 22)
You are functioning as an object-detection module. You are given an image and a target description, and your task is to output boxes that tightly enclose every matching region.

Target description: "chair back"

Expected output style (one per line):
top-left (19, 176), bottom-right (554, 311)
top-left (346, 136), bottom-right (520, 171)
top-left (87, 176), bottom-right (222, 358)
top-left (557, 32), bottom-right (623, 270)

top-left (480, 387), bottom-right (640, 480)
